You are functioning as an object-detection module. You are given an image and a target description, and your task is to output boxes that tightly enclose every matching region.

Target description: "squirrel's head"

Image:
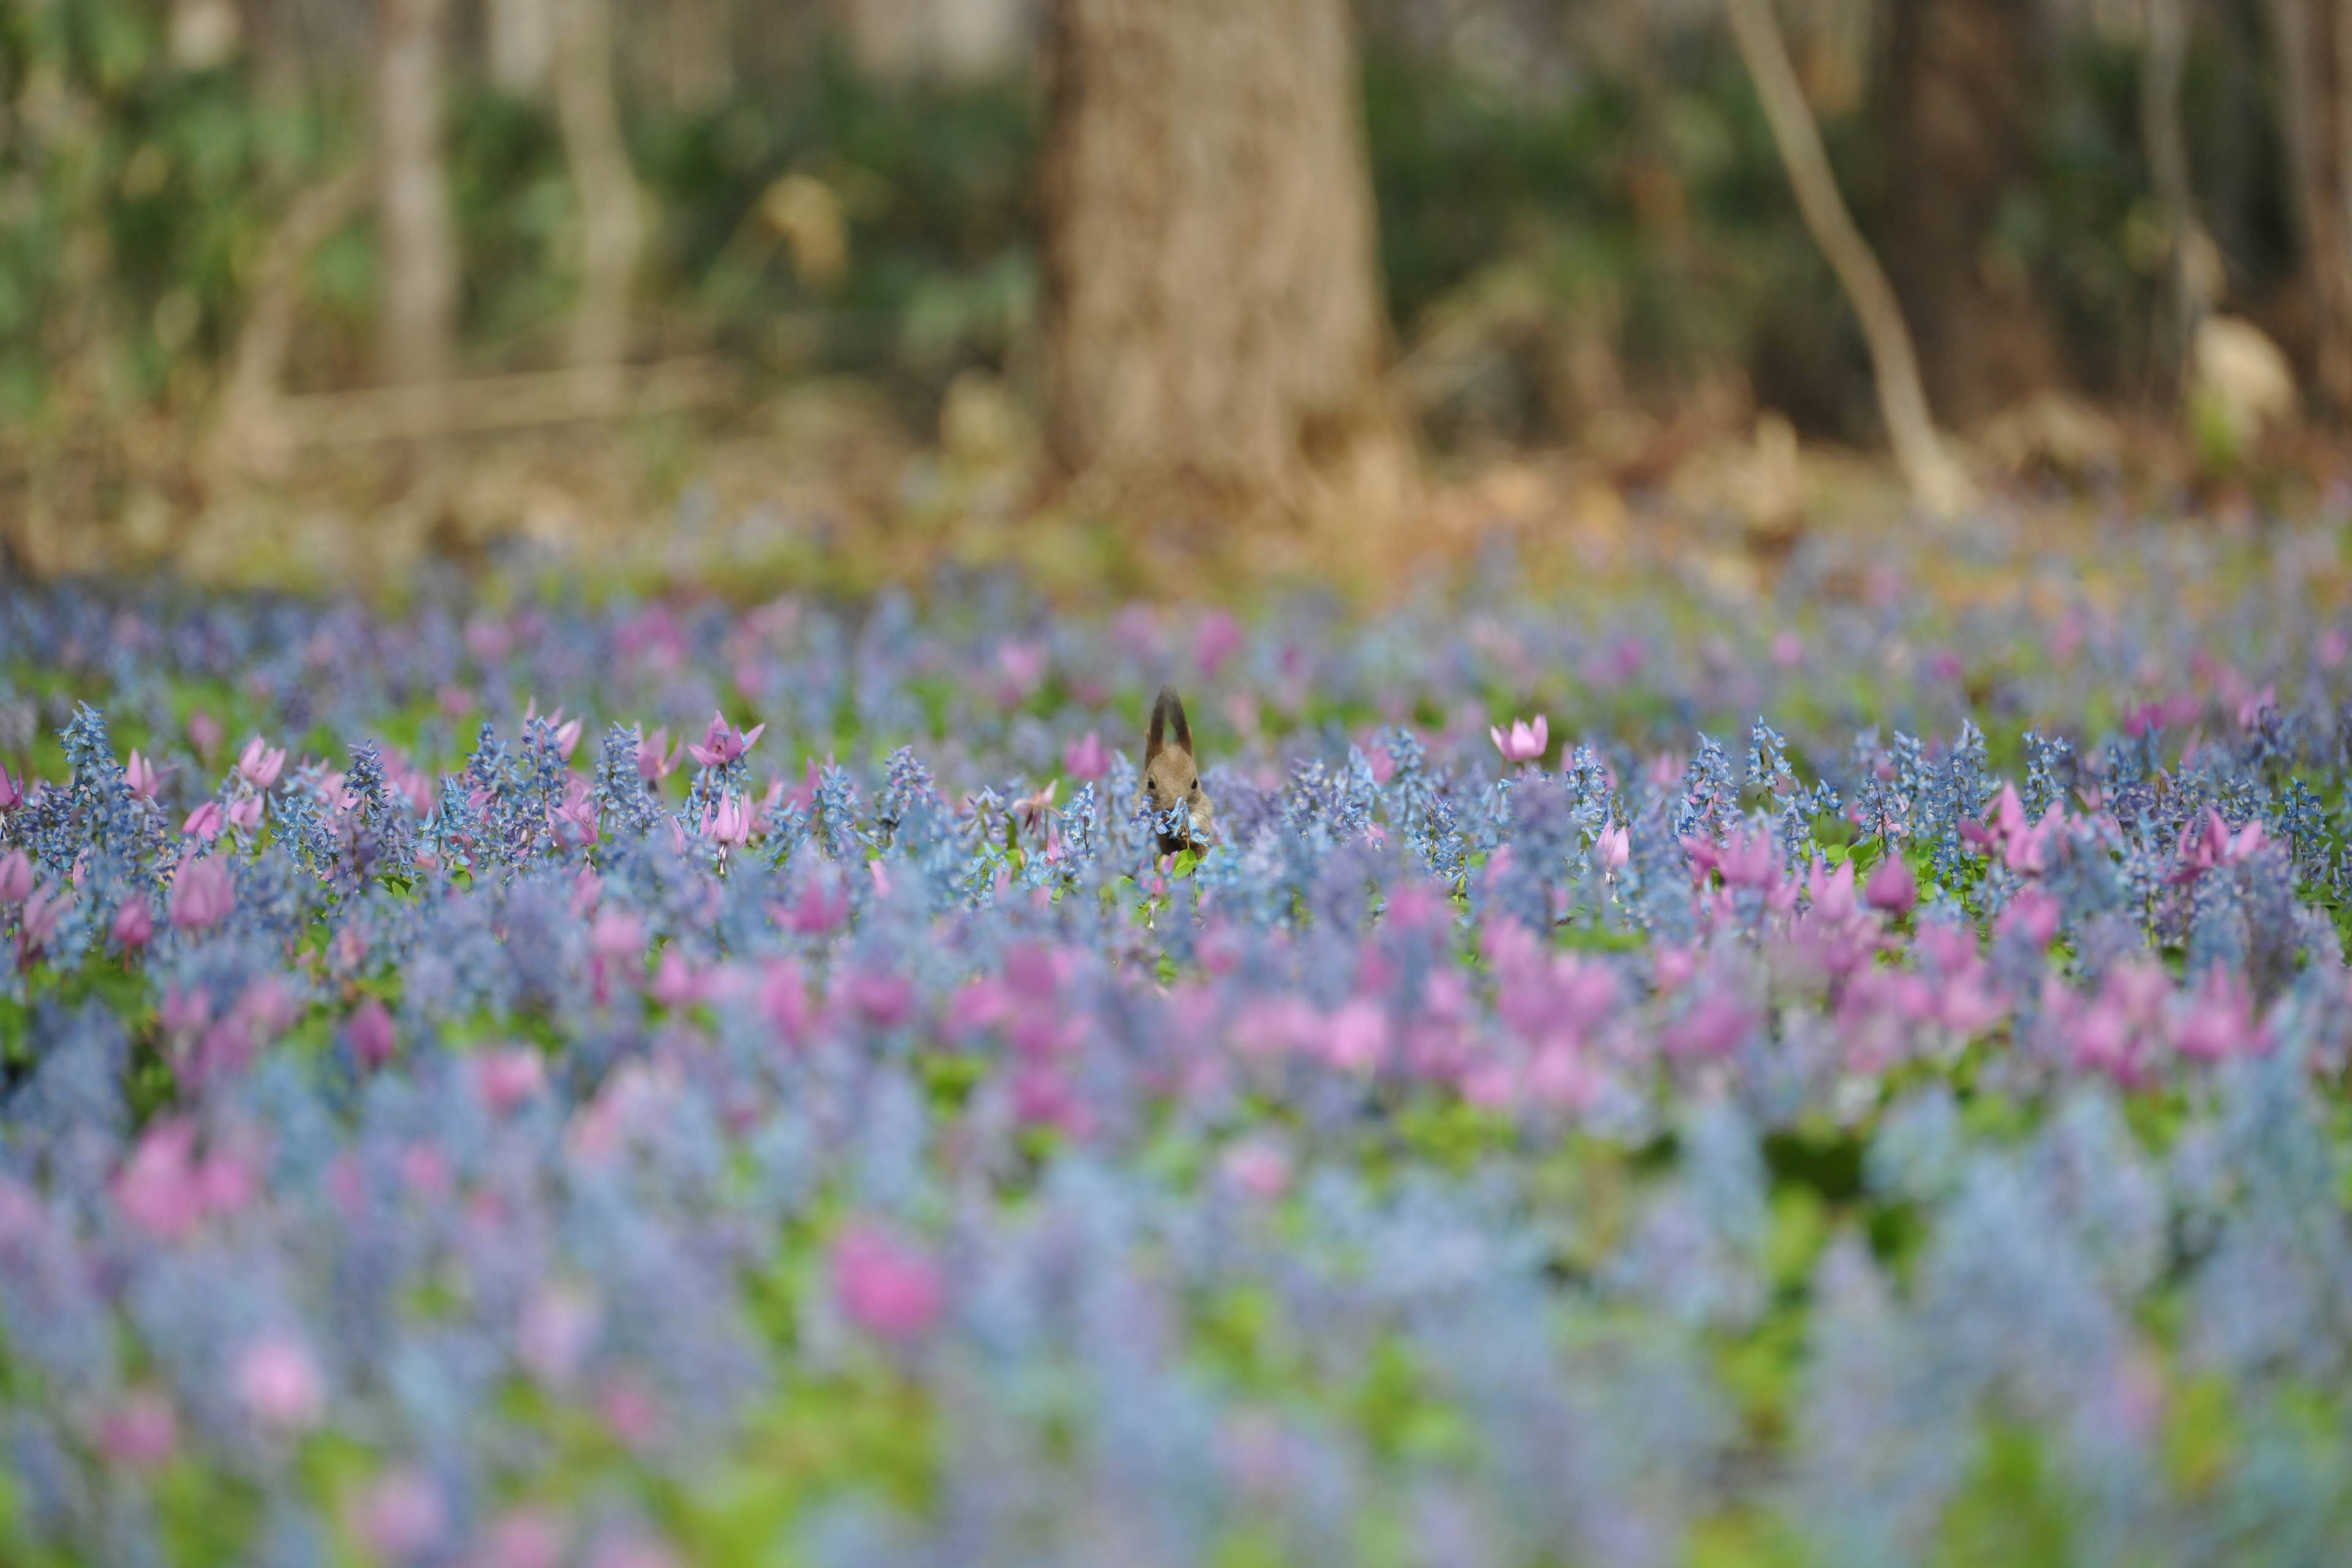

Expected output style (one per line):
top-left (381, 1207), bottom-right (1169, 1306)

top-left (1142, 687), bottom-right (1213, 854)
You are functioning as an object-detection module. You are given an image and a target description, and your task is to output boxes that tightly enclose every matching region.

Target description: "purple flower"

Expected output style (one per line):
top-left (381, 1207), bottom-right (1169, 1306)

top-left (96, 1389), bottom-right (178, 1471)
top-left (832, 1223), bottom-right (944, 1344)
top-left (636, 728), bottom-right (682, 783)
top-left (0, 849), bottom-right (31, 905)
top-left (236, 735), bottom-right (287, 790)
top-left (168, 858), bottom-right (235, 932)
top-left (186, 710), bottom-right (223, 760)
top-left (475, 1509), bottom-right (568, 1568)
top-left (518, 1284), bottom-right (600, 1390)
top-left (233, 1335), bottom-right (325, 1434)
top-left (123, 749), bottom-right (162, 801)
top-left (1596, 823), bottom-right (1630, 873)
top-left (699, 793), bottom-right (753, 848)
top-left (687, 712), bottom-right (765, 769)
top-left (1063, 731), bottom-right (1111, 782)
top-left (1488, 715), bottom-right (1549, 765)
top-left (349, 998), bottom-right (398, 1069)
top-left (350, 1467), bottom-right (445, 1563)
top-left (1864, 853), bottom-right (1917, 915)
top-left (477, 1049), bottom-right (546, 1114)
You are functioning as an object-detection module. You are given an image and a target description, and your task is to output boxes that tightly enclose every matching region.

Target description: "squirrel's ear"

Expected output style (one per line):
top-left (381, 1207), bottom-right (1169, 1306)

top-left (1147, 688), bottom-right (1172, 764)
top-left (1166, 690), bottom-right (1193, 753)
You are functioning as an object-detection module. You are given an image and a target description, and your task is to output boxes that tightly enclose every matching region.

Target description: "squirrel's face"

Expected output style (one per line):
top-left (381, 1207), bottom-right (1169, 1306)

top-left (1143, 748), bottom-right (1209, 823)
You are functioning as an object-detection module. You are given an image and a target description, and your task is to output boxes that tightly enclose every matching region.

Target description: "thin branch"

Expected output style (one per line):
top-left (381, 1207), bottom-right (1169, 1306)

top-left (2140, 0), bottom-right (2204, 393)
top-left (211, 164), bottom-right (372, 478)
top-left (260, 358), bottom-right (736, 448)
top-left (1723, 0), bottom-right (1972, 515)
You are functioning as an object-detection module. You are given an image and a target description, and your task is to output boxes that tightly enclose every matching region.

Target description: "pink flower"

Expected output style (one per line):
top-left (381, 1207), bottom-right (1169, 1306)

top-left (2174, 967), bottom-right (2260, 1062)
top-left (760, 960), bottom-right (810, 1044)
top-left (1364, 744), bottom-right (1396, 785)
top-left (124, 750), bottom-right (161, 801)
top-left (636, 728), bottom-right (682, 784)
top-left (474, 1509), bottom-right (568, 1568)
top-left (699, 793), bottom-right (753, 848)
top-left (1863, 852), bottom-right (1917, 916)
top-left (183, 800), bottom-right (225, 842)
top-left (1488, 715), bottom-right (1549, 766)
top-left (650, 950), bottom-right (708, 1010)
top-left (1012, 779), bottom-right (1057, 833)
top-left (518, 1284), bottom-right (600, 1390)
top-left (1063, 731), bottom-right (1111, 782)
top-left (1665, 991), bottom-right (1754, 1060)
top-left (0, 850), bottom-right (31, 905)
top-left (1221, 1137), bottom-right (1292, 1200)
top-left (168, 858), bottom-right (235, 932)
top-left (2174, 807), bottom-right (2267, 881)
top-left (548, 775), bottom-right (599, 847)
top-left (236, 736), bottom-right (287, 791)
top-left (995, 641), bottom-right (1048, 703)
top-left (233, 1336), bottom-right (325, 1433)
top-left (588, 1537), bottom-right (682, 1568)
top-left (1196, 610), bottom-right (1245, 679)
top-left (349, 998), bottom-right (398, 1069)
top-left (18, 884), bottom-right (64, 951)
top-left (778, 879), bottom-right (848, 934)
top-left (832, 1223), bottom-right (945, 1344)
top-left (477, 1049), bottom-right (546, 1114)
top-left (226, 794), bottom-right (263, 833)
top-left (0, 764), bottom-right (21, 811)
top-left (1322, 999), bottom-right (1390, 1072)
top-left (1996, 888), bottom-right (2062, 947)
top-left (686, 712), bottom-right (766, 769)
top-left (112, 897), bottom-right (154, 951)
top-left (1594, 823), bottom-right (1630, 873)
top-left (352, 1468), bottom-right (445, 1563)
top-left (115, 1118), bottom-right (206, 1240)
top-left (187, 710), bottom-right (224, 760)
top-left (96, 1389), bottom-right (179, 1471)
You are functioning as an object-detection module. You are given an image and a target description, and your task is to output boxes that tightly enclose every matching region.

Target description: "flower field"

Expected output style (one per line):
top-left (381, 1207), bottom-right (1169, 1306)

top-left (4, 518), bottom-right (2352, 1567)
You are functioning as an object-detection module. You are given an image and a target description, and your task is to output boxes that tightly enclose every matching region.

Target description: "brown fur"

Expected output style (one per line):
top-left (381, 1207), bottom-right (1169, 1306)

top-left (1140, 687), bottom-right (1214, 856)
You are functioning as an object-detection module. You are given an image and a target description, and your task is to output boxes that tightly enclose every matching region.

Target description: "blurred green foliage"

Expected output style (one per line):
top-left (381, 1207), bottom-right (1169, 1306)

top-left (0, 2), bottom-right (2313, 454)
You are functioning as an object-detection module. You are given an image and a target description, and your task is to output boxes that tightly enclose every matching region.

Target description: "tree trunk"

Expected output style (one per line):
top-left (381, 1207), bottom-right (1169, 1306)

top-left (1878, 0), bottom-right (2061, 426)
top-left (2264, 0), bottom-right (2352, 415)
top-left (1041, 0), bottom-right (1409, 521)
top-left (666, 0), bottom-right (736, 111)
top-left (375, 0), bottom-right (458, 391)
top-left (486, 0), bottom-right (554, 97)
top-left (554, 0), bottom-right (646, 401)
top-left (2140, 0), bottom-right (2207, 396)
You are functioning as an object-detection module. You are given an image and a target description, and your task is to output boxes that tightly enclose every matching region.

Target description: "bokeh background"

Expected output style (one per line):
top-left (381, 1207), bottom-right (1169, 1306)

top-left (0, 0), bottom-right (2342, 595)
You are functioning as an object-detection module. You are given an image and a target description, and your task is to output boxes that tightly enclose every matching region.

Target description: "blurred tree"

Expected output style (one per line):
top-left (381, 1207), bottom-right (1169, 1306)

top-left (1041, 0), bottom-right (1411, 520)
top-left (377, 0), bottom-right (458, 390)
top-left (2263, 0), bottom-right (2352, 413)
top-left (553, 0), bottom-right (645, 397)
top-left (2139, 0), bottom-right (2209, 393)
top-left (486, 0), bottom-right (554, 97)
top-left (665, 0), bottom-right (736, 111)
top-left (1877, 0), bottom-right (2063, 424)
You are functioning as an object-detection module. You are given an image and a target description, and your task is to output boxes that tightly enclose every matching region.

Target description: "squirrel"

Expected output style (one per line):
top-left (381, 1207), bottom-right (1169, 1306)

top-left (1140, 687), bottom-right (1215, 858)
